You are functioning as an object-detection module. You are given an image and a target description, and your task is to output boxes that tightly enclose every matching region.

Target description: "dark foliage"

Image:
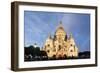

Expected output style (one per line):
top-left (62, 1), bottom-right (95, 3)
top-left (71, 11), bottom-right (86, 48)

top-left (24, 46), bottom-right (90, 61)
top-left (24, 45), bottom-right (48, 61)
top-left (78, 51), bottom-right (90, 59)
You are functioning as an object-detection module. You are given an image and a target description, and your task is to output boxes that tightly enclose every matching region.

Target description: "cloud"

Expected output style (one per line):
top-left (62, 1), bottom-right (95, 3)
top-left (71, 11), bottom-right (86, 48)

top-left (24, 11), bottom-right (54, 47)
top-left (24, 11), bottom-right (90, 52)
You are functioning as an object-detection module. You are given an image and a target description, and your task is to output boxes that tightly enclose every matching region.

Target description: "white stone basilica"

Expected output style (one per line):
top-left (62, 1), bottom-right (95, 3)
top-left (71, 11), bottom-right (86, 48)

top-left (43, 21), bottom-right (78, 58)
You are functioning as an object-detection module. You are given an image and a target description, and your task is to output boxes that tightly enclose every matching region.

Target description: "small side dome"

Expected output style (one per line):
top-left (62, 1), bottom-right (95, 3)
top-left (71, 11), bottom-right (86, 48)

top-left (33, 43), bottom-right (38, 48)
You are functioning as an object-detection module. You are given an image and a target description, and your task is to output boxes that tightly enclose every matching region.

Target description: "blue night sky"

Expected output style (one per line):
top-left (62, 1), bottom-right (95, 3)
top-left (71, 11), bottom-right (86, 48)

top-left (24, 11), bottom-right (90, 52)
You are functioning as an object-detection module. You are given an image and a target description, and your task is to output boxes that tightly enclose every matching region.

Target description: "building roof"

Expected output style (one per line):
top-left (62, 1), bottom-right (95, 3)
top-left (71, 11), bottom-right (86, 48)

top-left (55, 21), bottom-right (66, 35)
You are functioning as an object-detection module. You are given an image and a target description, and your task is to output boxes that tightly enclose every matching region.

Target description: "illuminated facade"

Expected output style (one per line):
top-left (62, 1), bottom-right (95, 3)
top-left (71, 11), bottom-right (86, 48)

top-left (43, 21), bottom-right (78, 58)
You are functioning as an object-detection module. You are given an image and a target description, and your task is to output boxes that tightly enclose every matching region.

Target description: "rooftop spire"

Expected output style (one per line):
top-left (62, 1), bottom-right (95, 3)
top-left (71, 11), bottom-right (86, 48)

top-left (59, 21), bottom-right (62, 27)
top-left (57, 21), bottom-right (63, 29)
top-left (69, 33), bottom-right (73, 38)
top-left (60, 21), bottom-right (62, 25)
top-left (48, 33), bottom-right (52, 39)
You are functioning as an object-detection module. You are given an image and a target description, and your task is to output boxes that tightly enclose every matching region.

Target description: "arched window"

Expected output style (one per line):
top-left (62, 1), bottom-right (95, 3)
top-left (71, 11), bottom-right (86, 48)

top-left (70, 50), bottom-right (73, 52)
top-left (70, 44), bottom-right (72, 46)
top-left (47, 50), bottom-right (50, 53)
top-left (58, 45), bottom-right (61, 51)
top-left (47, 44), bottom-right (50, 47)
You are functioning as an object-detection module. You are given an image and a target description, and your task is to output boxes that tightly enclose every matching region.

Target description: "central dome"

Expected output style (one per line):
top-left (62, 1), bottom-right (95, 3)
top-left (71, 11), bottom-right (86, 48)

top-left (55, 21), bottom-right (66, 41)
